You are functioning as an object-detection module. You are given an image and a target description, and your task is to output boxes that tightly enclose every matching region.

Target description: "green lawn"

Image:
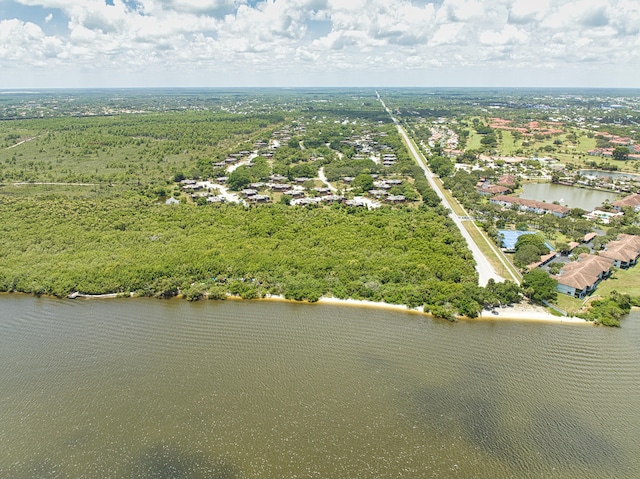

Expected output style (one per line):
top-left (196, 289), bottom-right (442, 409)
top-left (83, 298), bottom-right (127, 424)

top-left (597, 266), bottom-right (640, 297)
top-left (553, 293), bottom-right (585, 316)
top-left (499, 131), bottom-right (517, 155)
top-left (466, 131), bottom-right (483, 151)
top-left (576, 135), bottom-right (597, 154)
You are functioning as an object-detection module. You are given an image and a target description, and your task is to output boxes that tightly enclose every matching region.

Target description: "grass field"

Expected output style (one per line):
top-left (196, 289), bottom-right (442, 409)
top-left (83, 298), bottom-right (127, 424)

top-left (0, 112), bottom-right (281, 189)
top-left (553, 293), bottom-right (585, 315)
top-left (597, 266), bottom-right (640, 297)
top-left (499, 131), bottom-right (517, 155)
top-left (466, 131), bottom-right (483, 151)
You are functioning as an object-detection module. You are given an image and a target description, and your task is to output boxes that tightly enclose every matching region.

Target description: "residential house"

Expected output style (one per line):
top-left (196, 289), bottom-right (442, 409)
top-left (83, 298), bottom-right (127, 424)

top-left (490, 195), bottom-right (570, 217)
top-left (247, 194), bottom-right (271, 204)
top-left (283, 190), bottom-right (305, 197)
top-left (269, 174), bottom-right (288, 183)
top-left (611, 193), bottom-right (640, 212)
top-left (600, 234), bottom-right (640, 269)
top-left (270, 183), bottom-right (292, 191)
top-left (321, 195), bottom-right (344, 204)
top-left (555, 254), bottom-right (615, 298)
top-left (527, 252), bottom-right (557, 270)
top-left (478, 185), bottom-right (511, 196)
top-left (497, 174), bottom-right (517, 188)
top-left (240, 188), bottom-right (258, 197)
top-left (368, 190), bottom-right (388, 198)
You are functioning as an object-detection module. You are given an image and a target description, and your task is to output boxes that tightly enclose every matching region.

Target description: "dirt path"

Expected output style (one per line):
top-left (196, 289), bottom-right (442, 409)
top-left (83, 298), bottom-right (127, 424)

top-left (6, 137), bottom-right (37, 149)
top-left (318, 167), bottom-right (337, 192)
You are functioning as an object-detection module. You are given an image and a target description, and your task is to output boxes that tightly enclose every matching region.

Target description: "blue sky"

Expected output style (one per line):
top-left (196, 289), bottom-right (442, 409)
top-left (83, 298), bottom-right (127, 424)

top-left (0, 0), bottom-right (639, 88)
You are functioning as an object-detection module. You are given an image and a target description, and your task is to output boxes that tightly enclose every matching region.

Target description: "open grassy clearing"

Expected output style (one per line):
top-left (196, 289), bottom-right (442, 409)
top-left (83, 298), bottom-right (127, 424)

top-left (575, 134), bottom-right (597, 153)
top-left (553, 293), bottom-right (585, 315)
top-left (597, 266), bottom-right (640, 297)
top-left (498, 130), bottom-right (517, 155)
top-left (466, 131), bottom-right (483, 150)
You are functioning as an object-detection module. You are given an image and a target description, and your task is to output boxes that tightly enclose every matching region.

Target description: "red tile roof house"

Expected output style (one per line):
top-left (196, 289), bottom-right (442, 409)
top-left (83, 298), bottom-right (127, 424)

top-left (477, 185), bottom-right (511, 196)
top-left (490, 195), bottom-right (570, 217)
top-left (611, 193), bottom-right (640, 212)
top-left (497, 174), bottom-right (517, 188)
top-left (600, 234), bottom-right (640, 269)
top-left (527, 252), bottom-right (558, 270)
top-left (555, 254), bottom-right (615, 298)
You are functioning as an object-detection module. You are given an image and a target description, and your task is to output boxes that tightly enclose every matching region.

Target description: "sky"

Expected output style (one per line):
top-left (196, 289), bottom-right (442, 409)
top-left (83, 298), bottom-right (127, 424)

top-left (0, 0), bottom-right (639, 89)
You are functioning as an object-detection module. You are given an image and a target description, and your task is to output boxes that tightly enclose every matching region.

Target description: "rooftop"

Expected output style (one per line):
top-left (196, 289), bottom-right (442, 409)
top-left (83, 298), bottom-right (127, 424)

top-left (555, 254), bottom-right (614, 290)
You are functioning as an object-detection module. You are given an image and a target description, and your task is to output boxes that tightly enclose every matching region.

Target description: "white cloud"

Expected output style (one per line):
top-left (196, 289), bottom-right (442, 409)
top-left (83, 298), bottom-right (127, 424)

top-left (0, 18), bottom-right (64, 64)
top-left (438, 0), bottom-right (485, 22)
top-left (1, 0), bottom-right (639, 88)
top-left (509, 0), bottom-right (550, 24)
top-left (544, 0), bottom-right (611, 29)
top-left (429, 23), bottom-right (464, 46)
top-left (479, 24), bottom-right (528, 45)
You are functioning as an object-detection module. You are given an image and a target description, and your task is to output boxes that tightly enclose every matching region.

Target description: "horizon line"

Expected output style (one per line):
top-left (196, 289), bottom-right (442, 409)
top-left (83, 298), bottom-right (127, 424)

top-left (2, 85), bottom-right (640, 91)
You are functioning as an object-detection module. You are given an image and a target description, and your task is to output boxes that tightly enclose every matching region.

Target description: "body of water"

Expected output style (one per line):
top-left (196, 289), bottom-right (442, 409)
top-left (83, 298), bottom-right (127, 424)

top-left (1, 296), bottom-right (639, 478)
top-left (520, 183), bottom-right (619, 210)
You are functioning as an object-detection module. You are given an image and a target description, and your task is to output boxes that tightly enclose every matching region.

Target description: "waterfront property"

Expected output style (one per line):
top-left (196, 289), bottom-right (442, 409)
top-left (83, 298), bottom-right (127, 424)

top-left (491, 195), bottom-right (570, 217)
top-left (555, 253), bottom-right (614, 298)
top-left (477, 184), bottom-right (511, 196)
top-left (600, 234), bottom-right (640, 269)
top-left (611, 193), bottom-right (640, 212)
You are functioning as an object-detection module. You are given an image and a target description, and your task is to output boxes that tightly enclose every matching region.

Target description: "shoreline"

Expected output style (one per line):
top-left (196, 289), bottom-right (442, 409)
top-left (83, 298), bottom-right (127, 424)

top-left (5, 290), bottom-right (590, 325)
top-left (258, 294), bottom-right (590, 325)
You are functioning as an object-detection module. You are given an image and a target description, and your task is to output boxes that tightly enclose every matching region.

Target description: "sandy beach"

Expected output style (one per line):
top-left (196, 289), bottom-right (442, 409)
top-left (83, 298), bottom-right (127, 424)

top-left (67, 291), bottom-right (589, 325)
top-left (264, 295), bottom-right (590, 325)
top-left (474, 302), bottom-right (588, 324)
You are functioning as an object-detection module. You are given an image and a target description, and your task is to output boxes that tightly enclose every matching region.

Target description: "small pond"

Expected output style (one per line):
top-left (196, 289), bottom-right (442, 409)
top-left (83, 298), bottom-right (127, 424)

top-left (520, 183), bottom-right (619, 211)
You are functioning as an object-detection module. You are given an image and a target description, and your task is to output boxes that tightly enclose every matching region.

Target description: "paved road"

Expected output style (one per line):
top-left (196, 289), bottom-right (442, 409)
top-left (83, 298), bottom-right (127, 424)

top-left (377, 92), bottom-right (505, 286)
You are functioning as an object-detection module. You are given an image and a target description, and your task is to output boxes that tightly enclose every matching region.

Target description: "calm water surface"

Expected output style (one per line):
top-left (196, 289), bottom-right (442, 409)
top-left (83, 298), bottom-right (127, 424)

top-left (1, 296), bottom-right (639, 478)
top-left (520, 183), bottom-right (619, 210)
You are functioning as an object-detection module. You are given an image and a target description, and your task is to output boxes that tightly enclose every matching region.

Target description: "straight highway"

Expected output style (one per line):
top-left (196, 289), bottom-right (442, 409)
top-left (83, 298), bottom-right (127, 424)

top-left (377, 92), bottom-right (514, 286)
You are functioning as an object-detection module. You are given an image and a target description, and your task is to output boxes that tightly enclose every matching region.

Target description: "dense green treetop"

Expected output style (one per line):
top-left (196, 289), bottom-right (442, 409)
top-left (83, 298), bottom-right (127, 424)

top-left (0, 196), bottom-right (482, 306)
top-left (522, 269), bottom-right (558, 303)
